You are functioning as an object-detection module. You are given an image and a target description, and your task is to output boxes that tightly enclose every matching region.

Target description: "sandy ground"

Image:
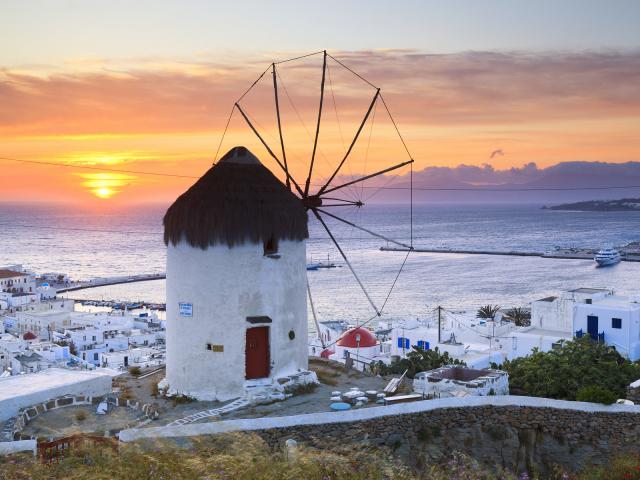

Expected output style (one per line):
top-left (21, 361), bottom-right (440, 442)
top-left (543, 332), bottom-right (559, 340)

top-left (17, 359), bottom-right (399, 438)
top-left (126, 359), bottom-right (393, 425)
top-left (21, 405), bottom-right (140, 439)
top-left (224, 358), bottom-right (390, 420)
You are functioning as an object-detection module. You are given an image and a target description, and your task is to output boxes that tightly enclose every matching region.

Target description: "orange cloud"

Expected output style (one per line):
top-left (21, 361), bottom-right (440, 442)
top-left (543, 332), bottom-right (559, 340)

top-left (1, 50), bottom-right (639, 203)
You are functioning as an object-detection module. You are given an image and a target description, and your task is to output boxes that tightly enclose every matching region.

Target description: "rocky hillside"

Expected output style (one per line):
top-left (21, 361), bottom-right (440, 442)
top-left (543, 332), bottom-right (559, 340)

top-left (543, 198), bottom-right (640, 211)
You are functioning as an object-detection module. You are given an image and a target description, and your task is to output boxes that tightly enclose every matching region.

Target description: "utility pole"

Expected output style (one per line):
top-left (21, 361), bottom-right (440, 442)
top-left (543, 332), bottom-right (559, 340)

top-left (437, 306), bottom-right (442, 344)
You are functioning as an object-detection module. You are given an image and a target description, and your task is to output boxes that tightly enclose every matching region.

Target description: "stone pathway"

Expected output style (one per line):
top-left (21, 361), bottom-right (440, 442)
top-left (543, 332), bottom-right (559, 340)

top-left (165, 398), bottom-right (249, 427)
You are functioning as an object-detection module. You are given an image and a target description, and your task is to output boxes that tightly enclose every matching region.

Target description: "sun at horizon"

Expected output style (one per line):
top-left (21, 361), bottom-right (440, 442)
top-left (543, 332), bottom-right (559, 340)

top-left (75, 172), bottom-right (137, 200)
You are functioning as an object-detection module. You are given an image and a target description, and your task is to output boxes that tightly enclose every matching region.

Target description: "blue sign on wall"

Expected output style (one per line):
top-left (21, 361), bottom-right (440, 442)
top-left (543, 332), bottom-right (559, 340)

top-left (179, 302), bottom-right (193, 317)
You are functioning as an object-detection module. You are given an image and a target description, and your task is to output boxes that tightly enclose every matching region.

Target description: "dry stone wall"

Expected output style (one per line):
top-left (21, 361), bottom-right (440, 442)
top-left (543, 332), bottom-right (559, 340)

top-left (254, 405), bottom-right (640, 475)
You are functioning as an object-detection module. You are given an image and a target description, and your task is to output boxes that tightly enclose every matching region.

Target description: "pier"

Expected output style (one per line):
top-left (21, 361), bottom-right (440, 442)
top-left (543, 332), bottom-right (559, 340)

top-left (380, 247), bottom-right (640, 262)
top-left (56, 273), bottom-right (166, 293)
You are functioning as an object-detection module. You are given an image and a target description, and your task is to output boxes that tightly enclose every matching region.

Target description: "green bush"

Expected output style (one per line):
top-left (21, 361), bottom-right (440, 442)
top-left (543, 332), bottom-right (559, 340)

top-left (374, 346), bottom-right (465, 378)
top-left (128, 366), bottom-right (141, 376)
top-left (500, 337), bottom-right (640, 401)
top-left (576, 385), bottom-right (618, 405)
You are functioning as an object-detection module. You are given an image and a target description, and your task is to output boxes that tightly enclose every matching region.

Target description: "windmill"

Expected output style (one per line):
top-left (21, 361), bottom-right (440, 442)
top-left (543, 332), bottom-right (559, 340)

top-left (216, 50), bottom-right (415, 333)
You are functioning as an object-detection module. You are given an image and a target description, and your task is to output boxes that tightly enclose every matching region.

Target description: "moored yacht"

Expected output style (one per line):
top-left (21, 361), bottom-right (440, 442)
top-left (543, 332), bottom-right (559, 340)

top-left (594, 247), bottom-right (621, 266)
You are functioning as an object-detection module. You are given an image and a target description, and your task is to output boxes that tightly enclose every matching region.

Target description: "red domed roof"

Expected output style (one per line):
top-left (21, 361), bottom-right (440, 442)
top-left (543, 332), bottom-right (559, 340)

top-left (320, 348), bottom-right (335, 359)
top-left (23, 332), bottom-right (37, 340)
top-left (336, 327), bottom-right (378, 348)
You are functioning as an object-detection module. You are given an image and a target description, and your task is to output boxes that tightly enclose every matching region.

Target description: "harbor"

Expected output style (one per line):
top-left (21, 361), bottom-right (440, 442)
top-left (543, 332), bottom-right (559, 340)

top-left (381, 242), bottom-right (640, 262)
top-left (56, 273), bottom-right (165, 294)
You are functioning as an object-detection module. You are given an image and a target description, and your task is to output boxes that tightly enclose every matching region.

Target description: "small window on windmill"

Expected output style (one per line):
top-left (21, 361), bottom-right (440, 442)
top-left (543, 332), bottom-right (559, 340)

top-left (263, 236), bottom-right (279, 257)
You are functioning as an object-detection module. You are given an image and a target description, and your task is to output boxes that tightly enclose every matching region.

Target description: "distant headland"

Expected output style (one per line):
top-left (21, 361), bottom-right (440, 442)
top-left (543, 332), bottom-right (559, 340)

top-left (543, 198), bottom-right (640, 212)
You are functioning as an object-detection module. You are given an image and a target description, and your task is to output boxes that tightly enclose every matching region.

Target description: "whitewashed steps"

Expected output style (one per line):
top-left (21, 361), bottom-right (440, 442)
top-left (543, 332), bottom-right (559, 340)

top-left (165, 398), bottom-right (249, 427)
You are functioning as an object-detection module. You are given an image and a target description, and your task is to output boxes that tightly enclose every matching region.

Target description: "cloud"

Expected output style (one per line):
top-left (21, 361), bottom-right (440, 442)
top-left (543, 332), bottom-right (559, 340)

top-left (1, 49), bottom-right (639, 138)
top-left (409, 161), bottom-right (542, 186)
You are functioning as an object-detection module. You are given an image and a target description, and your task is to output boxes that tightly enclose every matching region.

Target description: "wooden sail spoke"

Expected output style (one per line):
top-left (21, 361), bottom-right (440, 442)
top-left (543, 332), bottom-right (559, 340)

top-left (317, 89), bottom-right (380, 196)
top-left (235, 102), bottom-right (304, 197)
top-left (317, 208), bottom-right (412, 250)
top-left (311, 208), bottom-right (380, 316)
top-left (319, 159), bottom-right (413, 196)
top-left (272, 64), bottom-right (290, 190)
top-left (304, 50), bottom-right (328, 197)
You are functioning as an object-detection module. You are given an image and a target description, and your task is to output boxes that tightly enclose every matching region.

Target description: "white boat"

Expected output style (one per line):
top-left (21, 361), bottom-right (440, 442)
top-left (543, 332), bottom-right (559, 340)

top-left (594, 247), bottom-right (621, 266)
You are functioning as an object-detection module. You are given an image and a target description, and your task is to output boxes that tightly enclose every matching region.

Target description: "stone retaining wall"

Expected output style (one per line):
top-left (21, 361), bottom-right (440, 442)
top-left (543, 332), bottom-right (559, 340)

top-left (120, 396), bottom-right (640, 475)
top-left (256, 405), bottom-right (640, 474)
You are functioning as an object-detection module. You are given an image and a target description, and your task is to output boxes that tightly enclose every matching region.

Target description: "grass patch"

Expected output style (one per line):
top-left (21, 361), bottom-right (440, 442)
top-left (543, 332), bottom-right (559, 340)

top-left (119, 387), bottom-right (134, 401)
top-left (171, 394), bottom-right (195, 407)
top-left (0, 433), bottom-right (415, 480)
top-left (150, 382), bottom-right (160, 398)
top-left (315, 369), bottom-right (340, 386)
top-left (1, 433), bottom-right (636, 479)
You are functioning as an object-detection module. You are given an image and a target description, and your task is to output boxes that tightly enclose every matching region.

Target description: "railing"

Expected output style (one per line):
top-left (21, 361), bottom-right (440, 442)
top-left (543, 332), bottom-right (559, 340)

top-left (574, 329), bottom-right (605, 343)
top-left (38, 434), bottom-right (117, 464)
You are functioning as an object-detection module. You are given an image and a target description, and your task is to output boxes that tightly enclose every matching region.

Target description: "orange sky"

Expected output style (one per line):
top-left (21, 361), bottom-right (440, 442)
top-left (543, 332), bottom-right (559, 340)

top-left (1, 50), bottom-right (639, 205)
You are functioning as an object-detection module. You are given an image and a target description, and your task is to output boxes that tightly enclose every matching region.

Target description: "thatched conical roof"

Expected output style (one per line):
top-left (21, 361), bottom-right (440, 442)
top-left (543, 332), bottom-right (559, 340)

top-left (163, 146), bottom-right (308, 249)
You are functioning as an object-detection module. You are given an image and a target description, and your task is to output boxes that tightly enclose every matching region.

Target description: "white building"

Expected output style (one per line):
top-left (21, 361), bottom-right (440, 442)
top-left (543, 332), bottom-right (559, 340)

top-left (161, 146), bottom-right (311, 401)
top-left (0, 333), bottom-right (71, 375)
top-left (388, 317), bottom-right (509, 368)
top-left (99, 346), bottom-right (165, 369)
top-left (531, 287), bottom-right (640, 360)
top-left (0, 267), bottom-right (36, 296)
top-left (573, 293), bottom-right (640, 360)
top-left (531, 288), bottom-right (613, 333)
top-left (0, 368), bottom-right (116, 422)
top-left (62, 323), bottom-right (162, 366)
top-left (9, 300), bottom-right (75, 340)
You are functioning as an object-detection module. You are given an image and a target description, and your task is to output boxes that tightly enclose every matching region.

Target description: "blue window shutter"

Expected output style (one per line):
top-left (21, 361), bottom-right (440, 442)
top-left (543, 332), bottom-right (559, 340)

top-left (417, 340), bottom-right (423, 349)
top-left (425, 341), bottom-right (430, 350)
top-left (405, 338), bottom-right (410, 349)
top-left (397, 337), bottom-right (403, 348)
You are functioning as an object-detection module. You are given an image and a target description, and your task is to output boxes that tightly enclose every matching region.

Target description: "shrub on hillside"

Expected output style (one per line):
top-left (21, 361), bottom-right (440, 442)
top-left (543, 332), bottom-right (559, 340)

top-left (500, 337), bottom-right (640, 400)
top-left (576, 386), bottom-right (618, 405)
top-left (374, 346), bottom-right (465, 378)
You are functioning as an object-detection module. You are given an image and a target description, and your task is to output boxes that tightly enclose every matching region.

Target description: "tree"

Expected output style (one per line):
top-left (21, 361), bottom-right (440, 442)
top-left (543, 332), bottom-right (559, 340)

top-left (373, 346), bottom-right (466, 379)
top-left (476, 305), bottom-right (501, 320)
top-left (504, 307), bottom-right (531, 327)
top-left (500, 337), bottom-right (640, 401)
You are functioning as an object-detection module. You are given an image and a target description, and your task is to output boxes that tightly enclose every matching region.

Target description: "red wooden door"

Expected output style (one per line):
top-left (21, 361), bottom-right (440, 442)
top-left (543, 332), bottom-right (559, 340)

top-left (245, 327), bottom-right (270, 379)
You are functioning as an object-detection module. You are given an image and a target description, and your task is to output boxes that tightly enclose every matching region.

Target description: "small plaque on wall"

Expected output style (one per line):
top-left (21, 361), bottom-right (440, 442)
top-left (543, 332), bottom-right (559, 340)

top-left (207, 343), bottom-right (224, 352)
top-left (179, 302), bottom-right (193, 317)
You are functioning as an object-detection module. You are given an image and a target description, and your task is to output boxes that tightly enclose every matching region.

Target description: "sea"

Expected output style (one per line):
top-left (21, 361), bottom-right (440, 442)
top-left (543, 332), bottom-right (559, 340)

top-left (1, 203), bottom-right (639, 326)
